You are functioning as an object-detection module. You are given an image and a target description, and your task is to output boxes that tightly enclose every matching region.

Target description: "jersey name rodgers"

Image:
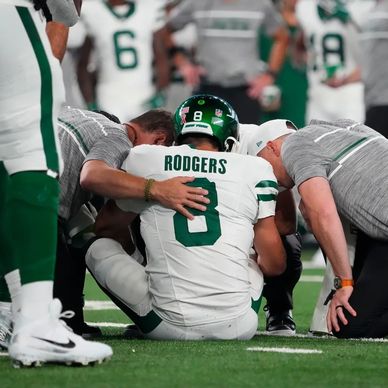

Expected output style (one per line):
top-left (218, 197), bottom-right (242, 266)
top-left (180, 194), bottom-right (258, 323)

top-left (117, 145), bottom-right (278, 326)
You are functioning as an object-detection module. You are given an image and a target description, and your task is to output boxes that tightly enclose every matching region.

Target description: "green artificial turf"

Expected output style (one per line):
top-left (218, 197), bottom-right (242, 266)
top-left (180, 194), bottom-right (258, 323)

top-left (1, 256), bottom-right (388, 388)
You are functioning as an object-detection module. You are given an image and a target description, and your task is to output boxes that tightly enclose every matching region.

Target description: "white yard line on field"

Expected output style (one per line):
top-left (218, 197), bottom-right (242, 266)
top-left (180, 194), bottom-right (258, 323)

top-left (303, 262), bottom-right (326, 270)
top-left (300, 275), bottom-right (324, 282)
top-left (256, 331), bottom-right (388, 343)
top-left (86, 321), bottom-right (128, 328)
top-left (247, 346), bottom-right (323, 354)
top-left (84, 300), bottom-right (119, 310)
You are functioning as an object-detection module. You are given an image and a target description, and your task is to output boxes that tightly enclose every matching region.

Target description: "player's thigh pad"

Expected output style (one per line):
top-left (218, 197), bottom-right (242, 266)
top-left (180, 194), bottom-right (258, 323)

top-left (0, 5), bottom-right (64, 175)
top-left (85, 238), bottom-right (151, 315)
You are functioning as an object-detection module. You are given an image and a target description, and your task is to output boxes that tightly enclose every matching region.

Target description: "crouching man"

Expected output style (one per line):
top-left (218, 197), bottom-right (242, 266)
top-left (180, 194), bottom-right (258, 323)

top-left (86, 95), bottom-right (286, 340)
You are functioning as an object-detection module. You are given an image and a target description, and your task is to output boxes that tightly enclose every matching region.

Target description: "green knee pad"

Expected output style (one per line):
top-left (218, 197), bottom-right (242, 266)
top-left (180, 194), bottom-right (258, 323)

top-left (5, 171), bottom-right (59, 284)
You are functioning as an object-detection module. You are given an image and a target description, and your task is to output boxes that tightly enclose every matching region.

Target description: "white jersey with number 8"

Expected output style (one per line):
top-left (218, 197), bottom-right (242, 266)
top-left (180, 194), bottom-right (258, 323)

top-left (117, 144), bottom-right (278, 326)
top-left (296, 0), bottom-right (374, 122)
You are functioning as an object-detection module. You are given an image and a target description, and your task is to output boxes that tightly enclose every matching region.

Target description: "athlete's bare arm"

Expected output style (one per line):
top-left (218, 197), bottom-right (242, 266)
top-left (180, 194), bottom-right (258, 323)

top-left (253, 216), bottom-right (286, 276)
top-left (45, 0), bottom-right (83, 64)
top-left (298, 177), bottom-right (352, 279)
top-left (153, 27), bottom-right (170, 91)
top-left (247, 25), bottom-right (289, 99)
top-left (45, 21), bottom-right (69, 62)
top-left (77, 36), bottom-right (96, 108)
top-left (275, 189), bottom-right (297, 236)
top-left (298, 177), bottom-right (356, 332)
top-left (80, 160), bottom-right (209, 220)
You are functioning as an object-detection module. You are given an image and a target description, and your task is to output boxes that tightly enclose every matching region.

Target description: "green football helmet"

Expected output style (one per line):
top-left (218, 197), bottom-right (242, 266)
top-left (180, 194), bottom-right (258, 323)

top-left (173, 94), bottom-right (239, 151)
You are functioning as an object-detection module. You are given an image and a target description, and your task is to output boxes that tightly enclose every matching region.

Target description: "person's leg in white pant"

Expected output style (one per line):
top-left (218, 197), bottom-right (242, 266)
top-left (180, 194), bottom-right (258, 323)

top-left (86, 238), bottom-right (162, 334)
top-left (147, 258), bottom-right (262, 340)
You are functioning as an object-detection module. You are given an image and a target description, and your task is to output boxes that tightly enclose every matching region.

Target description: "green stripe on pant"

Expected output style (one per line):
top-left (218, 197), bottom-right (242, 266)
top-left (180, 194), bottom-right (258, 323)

top-left (16, 6), bottom-right (59, 173)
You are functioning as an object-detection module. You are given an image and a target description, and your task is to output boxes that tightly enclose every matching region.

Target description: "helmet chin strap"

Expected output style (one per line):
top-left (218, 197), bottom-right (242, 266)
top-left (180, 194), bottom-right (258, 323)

top-left (224, 136), bottom-right (238, 152)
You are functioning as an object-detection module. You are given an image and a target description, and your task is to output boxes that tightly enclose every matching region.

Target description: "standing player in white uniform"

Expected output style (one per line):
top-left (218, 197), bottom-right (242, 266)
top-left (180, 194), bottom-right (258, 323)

top-left (77, 0), bottom-right (169, 121)
top-left (86, 95), bottom-right (286, 340)
top-left (0, 0), bottom-right (112, 367)
top-left (296, 0), bottom-right (375, 123)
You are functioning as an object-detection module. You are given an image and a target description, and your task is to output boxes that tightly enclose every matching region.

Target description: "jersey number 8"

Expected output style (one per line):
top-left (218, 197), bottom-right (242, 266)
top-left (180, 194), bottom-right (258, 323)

top-left (173, 178), bottom-right (221, 247)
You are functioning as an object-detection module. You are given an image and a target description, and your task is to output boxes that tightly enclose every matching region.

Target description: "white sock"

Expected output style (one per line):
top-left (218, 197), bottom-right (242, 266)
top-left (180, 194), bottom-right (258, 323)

top-left (4, 269), bottom-right (21, 314)
top-left (19, 281), bottom-right (54, 320)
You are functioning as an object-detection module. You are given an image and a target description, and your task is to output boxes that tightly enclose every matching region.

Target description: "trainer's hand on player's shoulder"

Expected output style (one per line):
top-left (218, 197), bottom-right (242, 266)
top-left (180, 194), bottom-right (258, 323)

top-left (151, 176), bottom-right (209, 220)
top-left (327, 286), bottom-right (357, 334)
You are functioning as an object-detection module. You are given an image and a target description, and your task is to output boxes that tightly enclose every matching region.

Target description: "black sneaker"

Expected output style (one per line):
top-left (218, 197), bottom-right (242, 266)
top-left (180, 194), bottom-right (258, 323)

top-left (73, 322), bottom-right (102, 339)
top-left (264, 307), bottom-right (296, 336)
top-left (123, 324), bottom-right (144, 339)
top-left (61, 301), bottom-right (102, 339)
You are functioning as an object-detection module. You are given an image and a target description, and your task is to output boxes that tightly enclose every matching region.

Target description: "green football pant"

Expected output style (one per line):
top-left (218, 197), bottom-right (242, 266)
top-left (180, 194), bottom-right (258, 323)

top-left (0, 169), bottom-right (59, 291)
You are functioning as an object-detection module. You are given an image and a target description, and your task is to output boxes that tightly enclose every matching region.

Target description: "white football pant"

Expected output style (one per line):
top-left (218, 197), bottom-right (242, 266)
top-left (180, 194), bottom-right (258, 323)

top-left (86, 238), bottom-right (261, 340)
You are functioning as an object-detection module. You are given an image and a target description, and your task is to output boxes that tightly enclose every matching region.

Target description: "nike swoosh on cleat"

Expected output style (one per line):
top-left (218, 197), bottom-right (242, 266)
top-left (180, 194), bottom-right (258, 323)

top-left (33, 337), bottom-right (76, 349)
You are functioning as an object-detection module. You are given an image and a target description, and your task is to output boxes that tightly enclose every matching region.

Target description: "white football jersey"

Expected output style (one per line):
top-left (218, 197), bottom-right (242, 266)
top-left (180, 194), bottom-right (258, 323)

top-left (117, 145), bottom-right (278, 326)
top-left (296, 0), bottom-right (369, 85)
top-left (296, 0), bottom-right (374, 122)
top-left (81, 0), bottom-right (167, 119)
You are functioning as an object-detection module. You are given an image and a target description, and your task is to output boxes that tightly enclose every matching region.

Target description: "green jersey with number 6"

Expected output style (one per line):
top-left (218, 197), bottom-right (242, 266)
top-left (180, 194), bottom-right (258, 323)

top-left (116, 144), bottom-right (278, 326)
top-left (81, 0), bottom-right (166, 119)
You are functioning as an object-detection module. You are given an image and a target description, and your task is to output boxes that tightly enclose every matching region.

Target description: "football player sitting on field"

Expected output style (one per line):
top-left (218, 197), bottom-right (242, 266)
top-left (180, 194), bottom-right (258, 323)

top-left (85, 94), bottom-right (286, 340)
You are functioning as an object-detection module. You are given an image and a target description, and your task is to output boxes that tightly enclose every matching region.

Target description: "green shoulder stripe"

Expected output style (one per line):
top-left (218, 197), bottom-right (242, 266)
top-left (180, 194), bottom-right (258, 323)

top-left (257, 194), bottom-right (277, 202)
top-left (255, 180), bottom-right (278, 190)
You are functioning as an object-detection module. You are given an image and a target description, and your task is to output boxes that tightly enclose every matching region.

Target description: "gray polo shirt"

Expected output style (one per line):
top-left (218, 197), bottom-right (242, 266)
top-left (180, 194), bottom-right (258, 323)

top-left (58, 107), bottom-right (132, 220)
top-left (282, 119), bottom-right (388, 240)
top-left (360, 0), bottom-right (388, 108)
top-left (169, 0), bottom-right (283, 87)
